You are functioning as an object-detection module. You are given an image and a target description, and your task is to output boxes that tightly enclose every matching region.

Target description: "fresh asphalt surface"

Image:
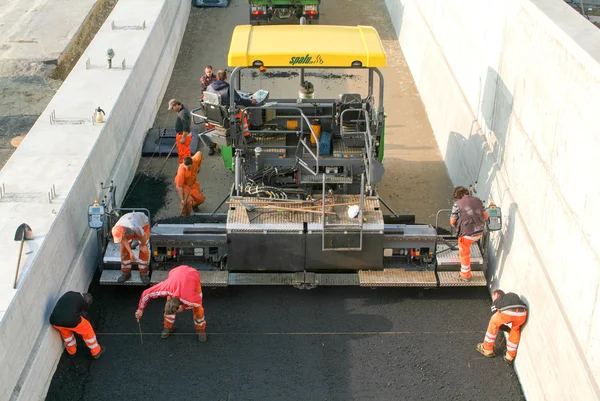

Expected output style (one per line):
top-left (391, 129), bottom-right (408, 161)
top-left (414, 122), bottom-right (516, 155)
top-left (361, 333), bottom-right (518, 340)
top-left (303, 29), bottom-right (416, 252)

top-left (46, 284), bottom-right (524, 401)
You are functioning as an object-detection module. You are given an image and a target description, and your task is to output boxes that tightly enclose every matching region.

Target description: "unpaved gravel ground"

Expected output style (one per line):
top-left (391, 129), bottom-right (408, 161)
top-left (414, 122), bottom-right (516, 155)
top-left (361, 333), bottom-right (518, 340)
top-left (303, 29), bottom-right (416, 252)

top-left (0, 0), bottom-right (118, 170)
top-left (46, 0), bottom-right (525, 400)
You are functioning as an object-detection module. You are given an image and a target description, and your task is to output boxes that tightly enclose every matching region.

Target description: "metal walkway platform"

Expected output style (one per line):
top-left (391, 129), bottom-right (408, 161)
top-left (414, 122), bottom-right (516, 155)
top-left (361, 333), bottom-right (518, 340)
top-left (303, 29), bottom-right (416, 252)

top-left (359, 270), bottom-right (437, 287)
top-left (436, 240), bottom-right (483, 265)
top-left (438, 271), bottom-right (487, 287)
top-left (99, 268), bottom-right (487, 287)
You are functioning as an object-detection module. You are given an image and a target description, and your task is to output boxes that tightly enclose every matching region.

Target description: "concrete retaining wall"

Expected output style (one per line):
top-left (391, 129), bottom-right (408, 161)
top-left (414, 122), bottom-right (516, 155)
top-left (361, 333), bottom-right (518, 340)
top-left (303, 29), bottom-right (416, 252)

top-left (0, 0), bottom-right (190, 399)
top-left (384, 0), bottom-right (600, 399)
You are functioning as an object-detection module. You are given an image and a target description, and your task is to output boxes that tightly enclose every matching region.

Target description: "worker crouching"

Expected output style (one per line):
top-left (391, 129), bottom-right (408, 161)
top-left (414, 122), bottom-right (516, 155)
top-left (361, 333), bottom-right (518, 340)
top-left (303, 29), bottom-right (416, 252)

top-left (477, 289), bottom-right (528, 364)
top-left (175, 151), bottom-right (206, 216)
top-left (449, 186), bottom-right (489, 281)
top-left (50, 292), bottom-right (106, 359)
top-left (135, 265), bottom-right (207, 342)
top-left (111, 212), bottom-right (151, 285)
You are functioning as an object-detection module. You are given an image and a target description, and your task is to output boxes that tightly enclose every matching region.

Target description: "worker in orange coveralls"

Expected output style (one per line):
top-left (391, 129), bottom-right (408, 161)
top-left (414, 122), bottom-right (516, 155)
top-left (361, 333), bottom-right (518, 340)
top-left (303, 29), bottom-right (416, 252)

top-left (111, 212), bottom-right (151, 285)
top-left (450, 186), bottom-right (489, 282)
top-left (135, 265), bottom-right (207, 342)
top-left (174, 151), bottom-right (206, 216)
top-left (168, 98), bottom-right (192, 164)
top-left (477, 289), bottom-right (528, 364)
top-left (50, 292), bottom-right (106, 359)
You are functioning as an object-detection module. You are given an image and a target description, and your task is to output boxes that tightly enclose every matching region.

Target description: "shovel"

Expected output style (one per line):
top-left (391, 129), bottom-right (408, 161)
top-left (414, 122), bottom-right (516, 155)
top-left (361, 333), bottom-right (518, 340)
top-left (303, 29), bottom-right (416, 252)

top-left (238, 200), bottom-right (335, 216)
top-left (14, 223), bottom-right (34, 289)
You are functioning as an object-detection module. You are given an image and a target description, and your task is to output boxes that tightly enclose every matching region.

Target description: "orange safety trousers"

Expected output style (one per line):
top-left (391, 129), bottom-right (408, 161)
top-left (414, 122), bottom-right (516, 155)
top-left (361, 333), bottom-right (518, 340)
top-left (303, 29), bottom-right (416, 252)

top-left (53, 318), bottom-right (101, 356)
top-left (176, 133), bottom-right (192, 164)
top-left (120, 224), bottom-right (150, 276)
top-left (163, 283), bottom-right (206, 333)
top-left (235, 111), bottom-right (250, 137)
top-left (483, 309), bottom-right (528, 358)
top-left (458, 233), bottom-right (482, 279)
top-left (181, 182), bottom-right (206, 216)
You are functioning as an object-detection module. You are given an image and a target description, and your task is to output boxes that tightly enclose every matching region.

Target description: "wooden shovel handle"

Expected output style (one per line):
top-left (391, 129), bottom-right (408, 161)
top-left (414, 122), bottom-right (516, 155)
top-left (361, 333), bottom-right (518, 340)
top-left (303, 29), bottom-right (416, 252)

top-left (14, 237), bottom-right (25, 289)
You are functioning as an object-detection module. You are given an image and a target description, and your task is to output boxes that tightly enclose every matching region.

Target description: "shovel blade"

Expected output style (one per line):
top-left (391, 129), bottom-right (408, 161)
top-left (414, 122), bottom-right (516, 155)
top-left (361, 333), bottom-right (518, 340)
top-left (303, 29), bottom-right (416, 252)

top-left (14, 223), bottom-right (34, 241)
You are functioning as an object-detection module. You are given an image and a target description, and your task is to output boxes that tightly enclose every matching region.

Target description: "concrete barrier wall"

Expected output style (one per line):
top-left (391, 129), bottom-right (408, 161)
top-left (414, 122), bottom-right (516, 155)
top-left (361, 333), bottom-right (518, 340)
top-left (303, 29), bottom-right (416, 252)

top-left (0, 0), bottom-right (190, 399)
top-left (384, 0), bottom-right (600, 399)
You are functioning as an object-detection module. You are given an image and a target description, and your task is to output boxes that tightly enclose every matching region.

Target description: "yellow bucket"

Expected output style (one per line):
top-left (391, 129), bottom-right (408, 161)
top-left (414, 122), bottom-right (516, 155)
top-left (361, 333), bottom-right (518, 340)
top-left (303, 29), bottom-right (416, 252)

top-left (310, 119), bottom-right (321, 144)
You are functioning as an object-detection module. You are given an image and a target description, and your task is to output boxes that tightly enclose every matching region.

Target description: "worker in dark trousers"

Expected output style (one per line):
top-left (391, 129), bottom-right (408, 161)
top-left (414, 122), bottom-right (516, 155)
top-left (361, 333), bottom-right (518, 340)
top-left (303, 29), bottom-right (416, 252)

top-left (50, 292), bottom-right (106, 359)
top-left (168, 99), bottom-right (192, 164)
top-left (449, 186), bottom-right (489, 281)
top-left (477, 289), bottom-right (528, 364)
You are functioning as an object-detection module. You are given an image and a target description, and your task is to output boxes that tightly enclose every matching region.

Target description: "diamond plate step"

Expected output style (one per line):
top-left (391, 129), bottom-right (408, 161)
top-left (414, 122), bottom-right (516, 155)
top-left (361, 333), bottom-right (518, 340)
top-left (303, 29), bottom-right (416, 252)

top-left (436, 241), bottom-right (483, 265)
top-left (201, 271), bottom-right (228, 287)
top-left (359, 270), bottom-right (438, 287)
top-left (437, 271), bottom-right (487, 287)
top-left (228, 273), bottom-right (297, 285)
top-left (100, 270), bottom-right (146, 286)
top-left (314, 273), bottom-right (360, 286)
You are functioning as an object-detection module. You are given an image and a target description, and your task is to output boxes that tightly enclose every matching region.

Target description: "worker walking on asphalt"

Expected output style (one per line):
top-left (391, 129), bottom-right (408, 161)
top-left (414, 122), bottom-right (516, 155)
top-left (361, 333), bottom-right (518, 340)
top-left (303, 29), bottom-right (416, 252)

top-left (477, 289), bottom-right (528, 364)
top-left (50, 292), bottom-right (106, 359)
top-left (449, 186), bottom-right (489, 281)
top-left (175, 151), bottom-right (206, 215)
top-left (135, 265), bottom-right (207, 342)
top-left (111, 212), bottom-right (151, 285)
top-left (168, 99), bottom-right (192, 164)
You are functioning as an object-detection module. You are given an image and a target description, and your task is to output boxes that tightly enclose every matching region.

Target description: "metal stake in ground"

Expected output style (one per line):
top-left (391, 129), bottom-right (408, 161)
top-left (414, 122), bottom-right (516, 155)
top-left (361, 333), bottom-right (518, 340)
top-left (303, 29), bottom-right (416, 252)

top-left (13, 223), bottom-right (34, 289)
top-left (137, 319), bottom-right (144, 345)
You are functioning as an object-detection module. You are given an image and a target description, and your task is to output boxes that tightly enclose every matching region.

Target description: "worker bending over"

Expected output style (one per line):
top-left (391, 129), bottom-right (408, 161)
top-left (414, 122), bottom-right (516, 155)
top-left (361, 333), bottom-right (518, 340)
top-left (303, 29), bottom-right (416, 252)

top-left (111, 212), bottom-right (151, 285)
top-left (50, 292), bottom-right (106, 359)
top-left (175, 151), bottom-right (206, 216)
top-left (450, 186), bottom-right (489, 281)
top-left (135, 265), bottom-right (207, 342)
top-left (477, 289), bottom-right (528, 364)
top-left (168, 99), bottom-right (192, 164)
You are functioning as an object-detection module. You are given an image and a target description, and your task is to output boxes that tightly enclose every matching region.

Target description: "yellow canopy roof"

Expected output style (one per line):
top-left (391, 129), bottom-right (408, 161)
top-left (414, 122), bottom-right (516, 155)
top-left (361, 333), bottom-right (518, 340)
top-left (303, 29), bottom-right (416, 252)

top-left (228, 25), bottom-right (387, 68)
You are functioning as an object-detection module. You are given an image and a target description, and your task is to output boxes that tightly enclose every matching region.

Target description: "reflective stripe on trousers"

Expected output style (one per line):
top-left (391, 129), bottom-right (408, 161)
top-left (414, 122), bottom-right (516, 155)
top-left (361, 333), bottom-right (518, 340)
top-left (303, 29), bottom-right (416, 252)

top-left (482, 310), bottom-right (528, 357)
top-left (52, 317), bottom-right (101, 356)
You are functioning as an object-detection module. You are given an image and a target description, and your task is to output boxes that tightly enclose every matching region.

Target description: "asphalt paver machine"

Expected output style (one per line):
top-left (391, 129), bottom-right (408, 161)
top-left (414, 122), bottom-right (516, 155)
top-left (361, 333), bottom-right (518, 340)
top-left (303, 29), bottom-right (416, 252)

top-left (93, 25), bottom-right (495, 288)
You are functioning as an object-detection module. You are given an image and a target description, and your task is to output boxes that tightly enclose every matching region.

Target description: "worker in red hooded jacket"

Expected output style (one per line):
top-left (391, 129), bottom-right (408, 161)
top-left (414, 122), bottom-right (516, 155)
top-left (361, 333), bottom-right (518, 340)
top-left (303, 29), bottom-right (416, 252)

top-left (135, 265), bottom-right (207, 342)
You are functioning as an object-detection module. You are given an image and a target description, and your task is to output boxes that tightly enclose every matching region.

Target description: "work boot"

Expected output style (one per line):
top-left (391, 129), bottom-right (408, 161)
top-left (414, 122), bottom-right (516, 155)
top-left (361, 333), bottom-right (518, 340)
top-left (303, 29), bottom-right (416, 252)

top-left (197, 332), bottom-right (207, 342)
top-left (192, 205), bottom-right (200, 213)
top-left (140, 274), bottom-right (150, 285)
top-left (93, 346), bottom-right (107, 360)
top-left (457, 274), bottom-right (472, 282)
top-left (476, 343), bottom-right (495, 358)
top-left (161, 327), bottom-right (175, 339)
top-left (503, 353), bottom-right (514, 364)
top-left (208, 146), bottom-right (215, 156)
top-left (117, 273), bottom-right (131, 284)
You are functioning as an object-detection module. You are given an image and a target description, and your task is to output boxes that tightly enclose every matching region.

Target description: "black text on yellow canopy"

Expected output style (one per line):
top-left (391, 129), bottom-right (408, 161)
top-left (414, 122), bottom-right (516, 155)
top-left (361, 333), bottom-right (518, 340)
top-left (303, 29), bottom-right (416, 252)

top-left (228, 25), bottom-right (387, 68)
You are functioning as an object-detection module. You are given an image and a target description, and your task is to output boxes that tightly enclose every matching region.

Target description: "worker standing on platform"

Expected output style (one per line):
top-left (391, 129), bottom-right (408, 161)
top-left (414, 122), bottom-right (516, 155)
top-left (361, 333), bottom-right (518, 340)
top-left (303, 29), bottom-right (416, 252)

top-left (449, 186), bottom-right (489, 282)
top-left (134, 265), bottom-right (207, 342)
top-left (168, 99), bottom-right (192, 164)
top-left (111, 212), bottom-right (151, 285)
top-left (477, 289), bottom-right (528, 364)
top-left (50, 292), bottom-right (106, 359)
top-left (175, 151), bottom-right (206, 216)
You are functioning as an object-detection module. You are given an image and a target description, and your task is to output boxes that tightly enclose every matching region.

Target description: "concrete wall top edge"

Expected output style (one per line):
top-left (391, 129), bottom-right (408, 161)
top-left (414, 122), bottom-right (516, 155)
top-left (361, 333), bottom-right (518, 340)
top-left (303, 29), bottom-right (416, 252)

top-left (0, 0), bottom-right (172, 321)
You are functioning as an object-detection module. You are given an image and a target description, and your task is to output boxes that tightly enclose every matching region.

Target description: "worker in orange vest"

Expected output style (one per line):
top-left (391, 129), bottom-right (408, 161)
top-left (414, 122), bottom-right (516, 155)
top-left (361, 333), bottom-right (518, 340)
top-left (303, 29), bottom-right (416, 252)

top-left (477, 289), bottom-right (528, 364)
top-left (174, 151), bottom-right (206, 216)
top-left (449, 186), bottom-right (489, 281)
top-left (111, 212), bottom-right (151, 285)
top-left (135, 265), bottom-right (207, 342)
top-left (50, 292), bottom-right (106, 359)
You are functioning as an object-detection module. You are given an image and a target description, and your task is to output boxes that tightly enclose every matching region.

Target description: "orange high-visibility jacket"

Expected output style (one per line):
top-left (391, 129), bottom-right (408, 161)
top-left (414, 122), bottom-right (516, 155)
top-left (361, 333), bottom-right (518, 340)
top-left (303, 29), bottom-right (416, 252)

top-left (138, 265), bottom-right (203, 310)
top-left (174, 152), bottom-right (202, 187)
